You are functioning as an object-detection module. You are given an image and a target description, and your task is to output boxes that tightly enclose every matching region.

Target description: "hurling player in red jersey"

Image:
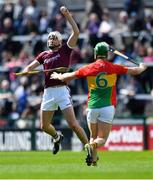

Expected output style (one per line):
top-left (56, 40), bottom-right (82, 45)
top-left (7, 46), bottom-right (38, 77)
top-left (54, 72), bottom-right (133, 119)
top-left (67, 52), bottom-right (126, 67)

top-left (22, 6), bottom-right (92, 162)
top-left (51, 42), bottom-right (147, 166)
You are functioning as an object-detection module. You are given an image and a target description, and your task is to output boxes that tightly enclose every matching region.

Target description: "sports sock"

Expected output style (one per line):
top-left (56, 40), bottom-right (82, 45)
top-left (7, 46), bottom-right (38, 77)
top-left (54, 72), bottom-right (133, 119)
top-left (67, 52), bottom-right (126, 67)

top-left (90, 138), bottom-right (94, 144)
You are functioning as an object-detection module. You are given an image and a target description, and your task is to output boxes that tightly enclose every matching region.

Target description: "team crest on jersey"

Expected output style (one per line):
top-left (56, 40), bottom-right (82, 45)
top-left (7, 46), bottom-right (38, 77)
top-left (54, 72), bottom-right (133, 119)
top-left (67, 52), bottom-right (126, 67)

top-left (44, 54), bottom-right (60, 64)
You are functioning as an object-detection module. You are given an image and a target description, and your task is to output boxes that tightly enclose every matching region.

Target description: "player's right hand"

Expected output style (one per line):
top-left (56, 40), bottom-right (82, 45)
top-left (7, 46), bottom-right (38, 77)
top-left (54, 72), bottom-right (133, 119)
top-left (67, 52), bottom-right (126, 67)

top-left (139, 63), bottom-right (147, 71)
top-left (21, 67), bottom-right (30, 75)
top-left (60, 6), bottom-right (70, 16)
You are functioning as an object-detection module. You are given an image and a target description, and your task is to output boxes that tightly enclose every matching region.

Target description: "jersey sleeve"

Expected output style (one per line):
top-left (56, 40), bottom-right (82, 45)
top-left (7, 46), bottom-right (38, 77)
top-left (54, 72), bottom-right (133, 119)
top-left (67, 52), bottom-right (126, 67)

top-left (110, 63), bottom-right (128, 75)
top-left (35, 52), bottom-right (46, 64)
top-left (75, 65), bottom-right (91, 78)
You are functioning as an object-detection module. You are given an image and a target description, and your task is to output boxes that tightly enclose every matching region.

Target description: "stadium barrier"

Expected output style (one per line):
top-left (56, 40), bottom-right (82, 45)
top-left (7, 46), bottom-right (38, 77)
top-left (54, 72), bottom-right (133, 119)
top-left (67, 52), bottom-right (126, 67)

top-left (0, 127), bottom-right (72, 151)
top-left (0, 118), bottom-right (153, 151)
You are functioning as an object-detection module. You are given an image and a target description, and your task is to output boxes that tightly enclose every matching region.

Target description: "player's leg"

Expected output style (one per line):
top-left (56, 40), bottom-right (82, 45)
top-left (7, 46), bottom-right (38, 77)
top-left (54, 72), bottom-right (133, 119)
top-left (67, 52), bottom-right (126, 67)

top-left (89, 121), bottom-right (112, 165)
top-left (88, 106), bottom-right (114, 165)
top-left (40, 110), bottom-right (56, 136)
top-left (62, 106), bottom-right (94, 165)
top-left (62, 106), bottom-right (88, 145)
top-left (94, 121), bottom-right (112, 147)
top-left (40, 110), bottom-right (63, 154)
top-left (87, 121), bottom-right (112, 166)
top-left (40, 87), bottom-right (64, 154)
top-left (58, 86), bottom-right (92, 163)
top-left (40, 87), bottom-right (58, 137)
top-left (58, 86), bottom-right (88, 144)
top-left (92, 105), bottom-right (115, 147)
top-left (84, 108), bottom-right (99, 166)
top-left (88, 122), bottom-right (98, 166)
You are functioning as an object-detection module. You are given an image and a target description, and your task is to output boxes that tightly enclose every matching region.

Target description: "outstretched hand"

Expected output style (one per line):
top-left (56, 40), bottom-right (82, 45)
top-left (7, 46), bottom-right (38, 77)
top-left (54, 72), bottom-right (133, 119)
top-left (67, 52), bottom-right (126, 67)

top-left (50, 72), bottom-right (62, 80)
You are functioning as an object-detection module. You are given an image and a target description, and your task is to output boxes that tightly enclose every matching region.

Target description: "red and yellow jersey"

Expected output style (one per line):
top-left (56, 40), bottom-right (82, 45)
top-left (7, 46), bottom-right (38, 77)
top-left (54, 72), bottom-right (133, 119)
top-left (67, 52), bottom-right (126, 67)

top-left (75, 59), bottom-right (128, 108)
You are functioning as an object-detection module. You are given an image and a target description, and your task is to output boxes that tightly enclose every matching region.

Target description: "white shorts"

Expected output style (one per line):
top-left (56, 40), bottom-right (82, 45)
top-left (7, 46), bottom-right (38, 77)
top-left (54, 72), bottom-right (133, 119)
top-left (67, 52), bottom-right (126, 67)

top-left (86, 105), bottom-right (115, 124)
top-left (41, 86), bottom-right (72, 111)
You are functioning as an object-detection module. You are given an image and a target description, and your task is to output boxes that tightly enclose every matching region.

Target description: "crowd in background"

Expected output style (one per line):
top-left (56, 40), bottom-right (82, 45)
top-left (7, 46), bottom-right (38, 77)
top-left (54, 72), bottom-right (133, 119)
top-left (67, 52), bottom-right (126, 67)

top-left (0, 0), bottom-right (153, 129)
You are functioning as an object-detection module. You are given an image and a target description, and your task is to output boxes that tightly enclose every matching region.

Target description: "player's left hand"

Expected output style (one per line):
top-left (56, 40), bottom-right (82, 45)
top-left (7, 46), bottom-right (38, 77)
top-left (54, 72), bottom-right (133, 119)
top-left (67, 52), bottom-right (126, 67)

top-left (139, 63), bottom-right (147, 71)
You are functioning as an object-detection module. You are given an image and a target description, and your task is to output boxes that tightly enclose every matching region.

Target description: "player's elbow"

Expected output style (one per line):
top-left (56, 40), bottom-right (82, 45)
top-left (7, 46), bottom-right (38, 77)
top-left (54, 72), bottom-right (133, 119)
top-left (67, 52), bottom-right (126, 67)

top-left (76, 29), bottom-right (80, 35)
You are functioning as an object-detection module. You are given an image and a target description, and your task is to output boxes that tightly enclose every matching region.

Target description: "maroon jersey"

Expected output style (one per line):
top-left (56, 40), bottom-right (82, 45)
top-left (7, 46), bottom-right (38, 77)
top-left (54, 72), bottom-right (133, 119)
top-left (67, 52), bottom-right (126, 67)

top-left (36, 43), bottom-right (72, 88)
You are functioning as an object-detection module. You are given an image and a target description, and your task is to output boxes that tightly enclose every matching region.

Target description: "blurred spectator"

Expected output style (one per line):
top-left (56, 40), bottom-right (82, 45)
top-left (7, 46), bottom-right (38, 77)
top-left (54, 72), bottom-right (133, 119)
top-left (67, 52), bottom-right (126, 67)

top-left (135, 43), bottom-right (147, 62)
top-left (0, 79), bottom-right (15, 118)
top-left (120, 77), bottom-right (146, 116)
top-left (144, 47), bottom-right (153, 63)
top-left (130, 42), bottom-right (152, 93)
top-left (111, 11), bottom-right (129, 50)
top-left (49, 12), bottom-right (66, 33)
top-left (14, 76), bottom-right (28, 115)
top-left (85, 0), bottom-right (103, 21)
top-left (80, 47), bottom-right (93, 64)
top-left (19, 17), bottom-right (38, 35)
top-left (46, 0), bottom-right (63, 20)
top-left (24, 0), bottom-right (40, 24)
top-left (128, 11), bottom-right (145, 32)
top-left (16, 104), bottom-right (39, 129)
top-left (144, 9), bottom-right (153, 32)
top-left (0, 17), bottom-right (15, 52)
top-left (29, 75), bottom-right (44, 96)
top-left (0, 2), bottom-right (14, 21)
top-left (98, 9), bottom-right (114, 45)
top-left (14, 0), bottom-right (26, 35)
top-left (38, 9), bottom-right (48, 34)
top-left (31, 36), bottom-right (45, 56)
top-left (124, 0), bottom-right (144, 19)
top-left (16, 50), bottom-right (33, 67)
top-left (142, 46), bottom-right (153, 93)
top-left (85, 13), bottom-right (101, 47)
top-left (1, 50), bottom-right (16, 79)
top-left (131, 41), bottom-right (146, 64)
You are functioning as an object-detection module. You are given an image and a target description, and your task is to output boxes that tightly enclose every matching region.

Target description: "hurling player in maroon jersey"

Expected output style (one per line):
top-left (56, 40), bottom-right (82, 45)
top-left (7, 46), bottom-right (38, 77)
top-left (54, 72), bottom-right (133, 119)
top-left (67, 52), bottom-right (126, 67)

top-left (22, 6), bottom-right (92, 163)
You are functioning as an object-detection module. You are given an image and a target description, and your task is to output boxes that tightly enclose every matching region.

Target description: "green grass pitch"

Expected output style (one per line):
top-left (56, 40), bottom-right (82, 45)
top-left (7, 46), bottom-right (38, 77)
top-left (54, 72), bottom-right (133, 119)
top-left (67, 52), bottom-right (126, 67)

top-left (0, 151), bottom-right (153, 179)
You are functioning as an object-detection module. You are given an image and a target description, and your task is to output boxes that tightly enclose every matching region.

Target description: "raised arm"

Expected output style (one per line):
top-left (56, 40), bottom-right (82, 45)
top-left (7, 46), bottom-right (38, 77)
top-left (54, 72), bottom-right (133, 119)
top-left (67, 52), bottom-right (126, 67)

top-left (60, 6), bottom-right (79, 47)
top-left (127, 63), bottom-right (147, 75)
